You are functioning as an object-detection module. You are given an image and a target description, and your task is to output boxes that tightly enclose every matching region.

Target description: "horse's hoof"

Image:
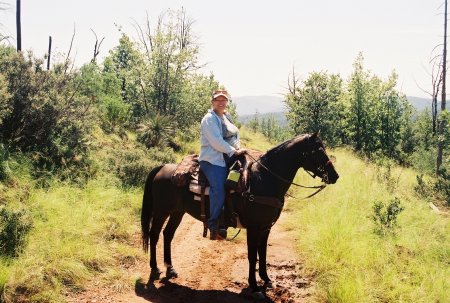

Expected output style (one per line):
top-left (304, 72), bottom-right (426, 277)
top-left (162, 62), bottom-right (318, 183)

top-left (240, 287), bottom-right (266, 301)
top-left (150, 268), bottom-right (162, 280)
top-left (263, 280), bottom-right (273, 289)
top-left (166, 266), bottom-right (178, 279)
top-left (251, 291), bottom-right (266, 301)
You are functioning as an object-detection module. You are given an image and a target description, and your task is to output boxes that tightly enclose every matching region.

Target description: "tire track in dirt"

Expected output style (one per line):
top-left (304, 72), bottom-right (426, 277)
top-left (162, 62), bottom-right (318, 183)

top-left (67, 207), bottom-right (314, 303)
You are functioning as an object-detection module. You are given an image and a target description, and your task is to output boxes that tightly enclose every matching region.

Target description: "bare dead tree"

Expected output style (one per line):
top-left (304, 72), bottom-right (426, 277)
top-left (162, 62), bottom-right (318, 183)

top-left (47, 36), bottom-right (52, 70)
top-left (416, 54), bottom-right (443, 134)
top-left (431, 58), bottom-right (443, 133)
top-left (90, 29), bottom-right (104, 63)
top-left (176, 8), bottom-right (204, 72)
top-left (132, 20), bottom-right (151, 62)
top-left (64, 26), bottom-right (76, 74)
top-left (16, 0), bottom-right (21, 51)
top-left (178, 7), bottom-right (193, 50)
top-left (437, 0), bottom-right (448, 175)
top-left (287, 65), bottom-right (300, 96)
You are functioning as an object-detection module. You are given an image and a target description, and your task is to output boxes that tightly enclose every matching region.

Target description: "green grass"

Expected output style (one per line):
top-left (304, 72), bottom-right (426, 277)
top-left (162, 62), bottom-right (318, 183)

top-left (285, 148), bottom-right (450, 303)
top-left (240, 127), bottom-right (274, 152)
top-left (1, 128), bottom-right (448, 302)
top-left (1, 175), bottom-right (143, 303)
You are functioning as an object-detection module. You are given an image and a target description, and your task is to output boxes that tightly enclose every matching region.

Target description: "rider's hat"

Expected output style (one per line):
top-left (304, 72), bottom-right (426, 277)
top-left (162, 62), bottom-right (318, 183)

top-left (212, 89), bottom-right (229, 101)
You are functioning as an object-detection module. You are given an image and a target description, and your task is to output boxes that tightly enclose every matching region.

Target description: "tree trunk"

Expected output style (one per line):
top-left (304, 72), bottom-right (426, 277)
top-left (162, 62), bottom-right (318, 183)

top-left (47, 36), bottom-right (52, 70)
top-left (437, 0), bottom-right (447, 175)
top-left (16, 0), bottom-right (21, 51)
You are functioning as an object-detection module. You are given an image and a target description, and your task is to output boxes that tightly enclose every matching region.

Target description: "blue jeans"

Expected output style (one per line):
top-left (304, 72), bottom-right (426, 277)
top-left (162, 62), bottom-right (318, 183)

top-left (199, 161), bottom-right (228, 230)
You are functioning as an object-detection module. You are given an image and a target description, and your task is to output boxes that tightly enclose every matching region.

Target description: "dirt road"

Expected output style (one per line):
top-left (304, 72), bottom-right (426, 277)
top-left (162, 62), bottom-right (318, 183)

top-left (68, 209), bottom-right (313, 303)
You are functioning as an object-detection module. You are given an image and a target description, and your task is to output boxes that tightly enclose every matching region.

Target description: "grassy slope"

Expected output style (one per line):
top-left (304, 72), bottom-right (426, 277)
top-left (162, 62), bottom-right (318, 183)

top-left (1, 177), bottom-right (143, 302)
top-left (0, 129), bottom-right (147, 302)
top-left (285, 148), bottom-right (449, 303)
top-left (1, 128), bottom-right (449, 302)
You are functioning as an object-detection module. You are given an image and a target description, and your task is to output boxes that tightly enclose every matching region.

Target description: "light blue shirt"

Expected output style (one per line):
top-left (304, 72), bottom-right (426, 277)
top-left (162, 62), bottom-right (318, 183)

top-left (199, 109), bottom-right (239, 167)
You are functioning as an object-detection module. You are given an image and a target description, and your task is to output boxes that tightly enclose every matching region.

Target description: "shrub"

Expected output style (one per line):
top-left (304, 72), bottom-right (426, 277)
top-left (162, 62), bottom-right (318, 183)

top-left (414, 169), bottom-right (450, 207)
top-left (0, 144), bottom-right (11, 181)
top-left (0, 46), bottom-right (94, 181)
top-left (0, 73), bottom-right (12, 125)
top-left (414, 174), bottom-right (431, 199)
top-left (137, 114), bottom-right (176, 148)
top-left (110, 146), bottom-right (174, 187)
top-left (435, 168), bottom-right (450, 206)
top-left (0, 203), bottom-right (33, 257)
top-left (372, 197), bottom-right (404, 237)
top-left (410, 146), bottom-right (437, 174)
top-left (100, 95), bottom-right (131, 132)
top-left (177, 124), bottom-right (200, 143)
top-left (374, 157), bottom-right (399, 193)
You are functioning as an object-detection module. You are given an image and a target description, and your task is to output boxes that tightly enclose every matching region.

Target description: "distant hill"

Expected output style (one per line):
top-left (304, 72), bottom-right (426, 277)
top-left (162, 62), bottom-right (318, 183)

top-left (407, 96), bottom-right (432, 112)
top-left (232, 95), bottom-right (286, 116)
top-left (233, 95), bottom-right (434, 119)
top-left (238, 111), bottom-right (288, 126)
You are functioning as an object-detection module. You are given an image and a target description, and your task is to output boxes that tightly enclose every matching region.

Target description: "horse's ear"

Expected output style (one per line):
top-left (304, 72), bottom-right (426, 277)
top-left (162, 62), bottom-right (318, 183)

top-left (311, 130), bottom-right (320, 139)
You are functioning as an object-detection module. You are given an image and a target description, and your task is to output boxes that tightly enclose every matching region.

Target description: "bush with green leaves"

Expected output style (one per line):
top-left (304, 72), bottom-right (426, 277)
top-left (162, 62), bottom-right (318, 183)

top-left (110, 146), bottom-right (175, 187)
top-left (0, 203), bottom-right (33, 257)
top-left (414, 169), bottom-right (450, 206)
top-left (414, 174), bottom-right (431, 199)
top-left (100, 95), bottom-right (131, 132)
top-left (373, 157), bottom-right (400, 193)
top-left (0, 73), bottom-right (11, 125)
top-left (137, 114), bottom-right (176, 148)
top-left (0, 144), bottom-right (11, 181)
top-left (372, 197), bottom-right (404, 236)
top-left (0, 46), bottom-right (94, 180)
top-left (435, 168), bottom-right (450, 206)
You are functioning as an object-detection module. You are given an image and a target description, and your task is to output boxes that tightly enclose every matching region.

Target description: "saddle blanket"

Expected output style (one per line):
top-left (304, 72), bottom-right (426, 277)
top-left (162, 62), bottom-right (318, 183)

top-left (189, 179), bottom-right (209, 197)
top-left (189, 179), bottom-right (234, 200)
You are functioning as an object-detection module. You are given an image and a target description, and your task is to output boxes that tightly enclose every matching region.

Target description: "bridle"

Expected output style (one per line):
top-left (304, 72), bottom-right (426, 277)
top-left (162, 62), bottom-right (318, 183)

top-left (303, 159), bottom-right (334, 184)
top-left (245, 151), bottom-right (328, 200)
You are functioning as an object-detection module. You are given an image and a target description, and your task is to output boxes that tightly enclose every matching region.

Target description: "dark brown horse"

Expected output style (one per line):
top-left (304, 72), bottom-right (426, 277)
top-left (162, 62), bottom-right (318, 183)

top-left (141, 132), bottom-right (339, 298)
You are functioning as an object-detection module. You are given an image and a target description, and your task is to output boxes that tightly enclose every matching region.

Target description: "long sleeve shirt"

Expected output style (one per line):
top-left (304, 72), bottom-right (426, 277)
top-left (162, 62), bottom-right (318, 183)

top-left (199, 109), bottom-right (240, 167)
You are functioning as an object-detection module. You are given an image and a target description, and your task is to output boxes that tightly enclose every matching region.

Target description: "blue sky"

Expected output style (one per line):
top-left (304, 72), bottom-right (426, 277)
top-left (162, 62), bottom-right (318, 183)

top-left (0, 0), bottom-right (444, 98)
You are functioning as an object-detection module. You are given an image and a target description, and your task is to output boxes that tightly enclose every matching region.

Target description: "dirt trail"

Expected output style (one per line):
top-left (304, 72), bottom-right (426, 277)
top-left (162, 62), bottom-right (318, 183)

top-left (67, 210), bottom-right (314, 303)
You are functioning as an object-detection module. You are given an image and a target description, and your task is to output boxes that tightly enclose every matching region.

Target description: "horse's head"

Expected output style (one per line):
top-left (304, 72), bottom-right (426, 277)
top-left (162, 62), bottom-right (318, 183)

top-left (302, 132), bottom-right (339, 184)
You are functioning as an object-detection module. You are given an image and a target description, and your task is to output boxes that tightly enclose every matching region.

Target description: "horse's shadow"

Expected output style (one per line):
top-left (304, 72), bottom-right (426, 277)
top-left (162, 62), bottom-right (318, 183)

top-left (134, 277), bottom-right (275, 303)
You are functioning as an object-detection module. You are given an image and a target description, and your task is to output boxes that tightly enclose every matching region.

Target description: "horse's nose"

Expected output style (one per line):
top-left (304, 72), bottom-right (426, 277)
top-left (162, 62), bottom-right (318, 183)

top-left (325, 171), bottom-right (339, 184)
top-left (330, 173), bottom-right (339, 184)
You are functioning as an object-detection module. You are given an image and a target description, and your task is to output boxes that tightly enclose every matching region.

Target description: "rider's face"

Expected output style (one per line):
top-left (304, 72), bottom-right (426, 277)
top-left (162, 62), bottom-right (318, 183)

top-left (212, 97), bottom-right (228, 115)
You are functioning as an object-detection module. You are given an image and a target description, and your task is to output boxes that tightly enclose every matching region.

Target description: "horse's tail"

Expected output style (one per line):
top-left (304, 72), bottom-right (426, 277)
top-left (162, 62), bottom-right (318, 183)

top-left (141, 165), bottom-right (164, 253)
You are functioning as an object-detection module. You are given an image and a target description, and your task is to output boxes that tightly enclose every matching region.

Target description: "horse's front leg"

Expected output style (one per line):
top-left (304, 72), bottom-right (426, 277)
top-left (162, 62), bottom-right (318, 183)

top-left (258, 228), bottom-right (273, 288)
top-left (246, 227), bottom-right (265, 298)
top-left (163, 212), bottom-right (184, 278)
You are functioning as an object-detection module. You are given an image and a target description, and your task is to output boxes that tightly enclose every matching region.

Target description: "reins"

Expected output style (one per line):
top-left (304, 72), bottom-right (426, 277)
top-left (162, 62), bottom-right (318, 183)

top-left (244, 152), bottom-right (326, 200)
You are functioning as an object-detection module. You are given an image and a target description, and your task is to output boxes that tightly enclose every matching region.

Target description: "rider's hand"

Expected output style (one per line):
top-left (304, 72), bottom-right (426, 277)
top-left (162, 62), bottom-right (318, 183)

top-left (234, 148), bottom-right (247, 156)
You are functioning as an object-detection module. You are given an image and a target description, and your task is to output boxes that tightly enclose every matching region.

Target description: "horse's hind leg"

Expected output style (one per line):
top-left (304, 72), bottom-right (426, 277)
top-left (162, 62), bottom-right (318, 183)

top-left (149, 214), bottom-right (168, 280)
top-left (163, 212), bottom-right (184, 278)
top-left (258, 228), bottom-right (273, 288)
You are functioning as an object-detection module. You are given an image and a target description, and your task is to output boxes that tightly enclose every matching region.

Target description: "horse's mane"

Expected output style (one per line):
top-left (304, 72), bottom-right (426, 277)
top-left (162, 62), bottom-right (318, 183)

top-left (260, 134), bottom-right (310, 161)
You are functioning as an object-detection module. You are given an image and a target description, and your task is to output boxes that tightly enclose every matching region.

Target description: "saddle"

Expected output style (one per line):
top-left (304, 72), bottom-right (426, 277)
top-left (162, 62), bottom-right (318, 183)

top-left (171, 152), bottom-right (260, 236)
top-left (171, 153), bottom-right (256, 192)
